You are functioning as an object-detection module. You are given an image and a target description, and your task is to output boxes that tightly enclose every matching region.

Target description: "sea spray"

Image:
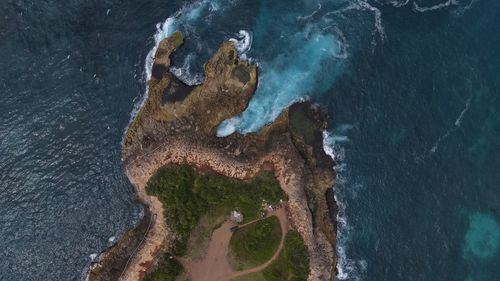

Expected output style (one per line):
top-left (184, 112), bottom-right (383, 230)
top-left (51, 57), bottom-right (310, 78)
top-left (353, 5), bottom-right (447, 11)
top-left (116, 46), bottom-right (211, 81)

top-left (170, 53), bottom-right (204, 85)
top-left (217, 31), bottom-right (344, 136)
top-left (323, 130), bottom-right (366, 280)
top-left (229, 30), bottom-right (253, 56)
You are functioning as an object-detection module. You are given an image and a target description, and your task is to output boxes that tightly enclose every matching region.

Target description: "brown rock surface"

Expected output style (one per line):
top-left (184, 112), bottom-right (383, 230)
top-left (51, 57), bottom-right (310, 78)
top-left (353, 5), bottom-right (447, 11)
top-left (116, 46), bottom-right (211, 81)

top-left (100, 32), bottom-right (337, 281)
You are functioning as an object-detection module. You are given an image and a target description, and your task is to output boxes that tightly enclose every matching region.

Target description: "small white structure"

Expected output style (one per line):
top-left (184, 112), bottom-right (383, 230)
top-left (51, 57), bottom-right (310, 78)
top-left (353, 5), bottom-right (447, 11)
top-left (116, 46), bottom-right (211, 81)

top-left (230, 210), bottom-right (243, 223)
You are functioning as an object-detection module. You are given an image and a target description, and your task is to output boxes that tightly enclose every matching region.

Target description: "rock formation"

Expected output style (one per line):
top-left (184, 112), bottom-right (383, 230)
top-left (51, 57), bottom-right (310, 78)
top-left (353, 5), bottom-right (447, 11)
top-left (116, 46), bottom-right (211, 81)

top-left (87, 31), bottom-right (337, 281)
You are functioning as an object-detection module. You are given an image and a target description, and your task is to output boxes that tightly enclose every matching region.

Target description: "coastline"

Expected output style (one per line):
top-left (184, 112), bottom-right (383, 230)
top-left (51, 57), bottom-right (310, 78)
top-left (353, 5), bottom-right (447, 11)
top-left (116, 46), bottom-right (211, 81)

top-left (122, 137), bottom-right (337, 281)
top-left (85, 202), bottom-right (153, 281)
top-left (88, 32), bottom-right (338, 281)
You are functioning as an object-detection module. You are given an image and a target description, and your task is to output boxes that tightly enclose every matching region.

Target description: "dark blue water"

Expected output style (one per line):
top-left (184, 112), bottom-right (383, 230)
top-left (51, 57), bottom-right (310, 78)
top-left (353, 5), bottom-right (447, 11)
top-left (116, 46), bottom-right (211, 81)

top-left (0, 1), bottom-right (185, 280)
top-left (1, 0), bottom-right (498, 280)
top-left (323, 1), bottom-right (500, 280)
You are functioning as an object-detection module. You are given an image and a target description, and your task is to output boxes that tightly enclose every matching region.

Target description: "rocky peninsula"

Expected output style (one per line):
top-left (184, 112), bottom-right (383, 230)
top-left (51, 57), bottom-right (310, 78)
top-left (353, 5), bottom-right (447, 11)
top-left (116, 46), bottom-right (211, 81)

top-left (86, 32), bottom-right (337, 281)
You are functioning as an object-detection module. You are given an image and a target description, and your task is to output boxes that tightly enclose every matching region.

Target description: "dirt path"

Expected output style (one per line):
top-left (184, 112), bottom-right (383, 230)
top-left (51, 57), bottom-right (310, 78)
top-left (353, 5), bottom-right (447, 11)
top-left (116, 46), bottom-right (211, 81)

top-left (178, 208), bottom-right (289, 281)
top-left (229, 208), bottom-right (289, 279)
top-left (118, 183), bottom-right (167, 281)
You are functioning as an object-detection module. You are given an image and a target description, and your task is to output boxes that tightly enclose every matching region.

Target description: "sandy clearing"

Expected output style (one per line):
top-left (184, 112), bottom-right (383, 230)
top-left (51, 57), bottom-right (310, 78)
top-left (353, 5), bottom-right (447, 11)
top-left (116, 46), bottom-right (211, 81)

top-left (178, 208), bottom-right (289, 281)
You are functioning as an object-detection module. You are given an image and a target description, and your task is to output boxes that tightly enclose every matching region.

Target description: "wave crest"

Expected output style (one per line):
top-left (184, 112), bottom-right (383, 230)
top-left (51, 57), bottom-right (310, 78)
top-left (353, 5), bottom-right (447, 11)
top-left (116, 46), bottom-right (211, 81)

top-left (229, 30), bottom-right (253, 57)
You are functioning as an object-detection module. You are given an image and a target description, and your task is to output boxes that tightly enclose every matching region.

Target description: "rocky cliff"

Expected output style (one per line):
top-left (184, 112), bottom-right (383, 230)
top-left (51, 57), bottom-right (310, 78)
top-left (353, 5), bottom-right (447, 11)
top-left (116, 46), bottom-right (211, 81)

top-left (88, 32), bottom-right (337, 281)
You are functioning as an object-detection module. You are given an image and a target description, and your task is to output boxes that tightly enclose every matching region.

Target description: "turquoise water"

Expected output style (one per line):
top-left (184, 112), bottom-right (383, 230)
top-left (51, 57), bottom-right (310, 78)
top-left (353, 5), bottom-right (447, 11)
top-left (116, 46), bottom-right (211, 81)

top-left (1, 0), bottom-right (498, 280)
top-left (218, 1), bottom-right (345, 135)
top-left (464, 213), bottom-right (499, 260)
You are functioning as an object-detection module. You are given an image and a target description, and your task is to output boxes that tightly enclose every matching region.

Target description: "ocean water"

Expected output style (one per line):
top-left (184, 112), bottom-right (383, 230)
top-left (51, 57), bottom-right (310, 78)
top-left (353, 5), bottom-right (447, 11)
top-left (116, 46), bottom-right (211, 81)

top-left (1, 0), bottom-right (498, 281)
top-left (0, 1), bottom-right (184, 280)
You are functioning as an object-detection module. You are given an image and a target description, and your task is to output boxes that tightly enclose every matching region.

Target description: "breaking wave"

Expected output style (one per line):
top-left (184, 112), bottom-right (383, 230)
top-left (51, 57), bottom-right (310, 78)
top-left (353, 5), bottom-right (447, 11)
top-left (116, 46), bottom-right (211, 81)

top-left (170, 53), bottom-right (204, 85)
top-left (217, 32), bottom-right (345, 135)
top-left (323, 129), bottom-right (367, 280)
top-left (229, 30), bottom-right (253, 57)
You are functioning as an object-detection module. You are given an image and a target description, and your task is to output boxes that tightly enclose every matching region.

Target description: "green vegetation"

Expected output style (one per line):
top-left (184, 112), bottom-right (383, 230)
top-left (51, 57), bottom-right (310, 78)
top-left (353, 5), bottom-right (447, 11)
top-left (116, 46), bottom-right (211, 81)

top-left (144, 166), bottom-right (286, 281)
top-left (170, 31), bottom-right (184, 49)
top-left (232, 231), bottom-right (310, 281)
top-left (229, 216), bottom-right (282, 270)
top-left (143, 165), bottom-right (287, 280)
top-left (143, 253), bottom-right (183, 281)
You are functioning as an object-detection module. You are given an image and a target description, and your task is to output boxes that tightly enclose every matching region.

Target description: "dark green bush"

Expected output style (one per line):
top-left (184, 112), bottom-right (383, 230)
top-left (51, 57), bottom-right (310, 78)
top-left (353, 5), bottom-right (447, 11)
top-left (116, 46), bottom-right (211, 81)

top-left (143, 254), bottom-right (182, 281)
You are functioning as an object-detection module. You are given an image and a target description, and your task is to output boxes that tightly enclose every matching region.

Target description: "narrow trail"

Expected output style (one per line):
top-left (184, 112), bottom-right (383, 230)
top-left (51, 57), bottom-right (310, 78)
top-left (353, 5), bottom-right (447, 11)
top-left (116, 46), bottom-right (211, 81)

top-left (178, 208), bottom-right (289, 281)
top-left (229, 208), bottom-right (289, 279)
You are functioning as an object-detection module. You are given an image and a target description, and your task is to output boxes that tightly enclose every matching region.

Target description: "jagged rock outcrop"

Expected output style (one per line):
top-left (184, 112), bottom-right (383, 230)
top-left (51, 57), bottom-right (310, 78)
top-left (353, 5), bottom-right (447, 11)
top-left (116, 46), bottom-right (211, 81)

top-left (94, 32), bottom-right (337, 281)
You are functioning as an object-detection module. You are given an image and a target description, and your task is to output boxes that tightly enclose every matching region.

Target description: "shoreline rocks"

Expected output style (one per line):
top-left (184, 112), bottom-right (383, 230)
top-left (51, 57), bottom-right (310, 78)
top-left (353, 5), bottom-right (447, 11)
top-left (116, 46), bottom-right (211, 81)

top-left (88, 32), bottom-right (337, 281)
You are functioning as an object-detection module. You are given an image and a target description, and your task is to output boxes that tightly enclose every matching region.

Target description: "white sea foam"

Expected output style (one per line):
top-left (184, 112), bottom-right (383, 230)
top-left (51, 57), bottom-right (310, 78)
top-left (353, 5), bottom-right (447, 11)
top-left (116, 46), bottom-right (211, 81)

top-left (170, 53), bottom-right (204, 85)
top-left (338, 123), bottom-right (354, 132)
top-left (454, 94), bottom-right (472, 127)
top-left (218, 30), bottom-right (342, 135)
top-left (325, 1), bottom-right (385, 44)
top-left (323, 130), bottom-right (352, 278)
top-left (388, 0), bottom-right (410, 8)
top-left (459, 0), bottom-right (480, 13)
top-left (323, 130), bottom-right (350, 161)
top-left (216, 117), bottom-right (240, 137)
top-left (229, 30), bottom-right (253, 55)
top-left (334, 192), bottom-right (356, 280)
top-left (335, 209), bottom-right (364, 281)
top-left (89, 253), bottom-right (98, 261)
top-left (323, 127), bottom-right (367, 280)
top-left (413, 0), bottom-right (459, 12)
top-left (145, 18), bottom-right (177, 80)
top-left (357, 0), bottom-right (386, 42)
top-left (322, 131), bottom-right (337, 160)
top-left (430, 94), bottom-right (473, 153)
top-left (297, 3), bottom-right (322, 21)
top-left (385, 0), bottom-right (477, 15)
top-left (108, 236), bottom-right (116, 244)
top-left (332, 26), bottom-right (350, 59)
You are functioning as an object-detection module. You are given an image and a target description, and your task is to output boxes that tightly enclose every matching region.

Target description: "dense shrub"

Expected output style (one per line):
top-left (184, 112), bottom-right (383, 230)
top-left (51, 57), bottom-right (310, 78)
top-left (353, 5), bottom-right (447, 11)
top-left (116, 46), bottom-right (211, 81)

top-left (143, 253), bottom-right (183, 281)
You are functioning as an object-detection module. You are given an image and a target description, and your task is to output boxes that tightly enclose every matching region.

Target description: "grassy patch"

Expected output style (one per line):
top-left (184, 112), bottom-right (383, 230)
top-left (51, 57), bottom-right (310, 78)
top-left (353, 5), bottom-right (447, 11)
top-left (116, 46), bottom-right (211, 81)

top-left (170, 31), bottom-right (184, 49)
top-left (229, 216), bottom-right (282, 270)
top-left (232, 231), bottom-right (310, 281)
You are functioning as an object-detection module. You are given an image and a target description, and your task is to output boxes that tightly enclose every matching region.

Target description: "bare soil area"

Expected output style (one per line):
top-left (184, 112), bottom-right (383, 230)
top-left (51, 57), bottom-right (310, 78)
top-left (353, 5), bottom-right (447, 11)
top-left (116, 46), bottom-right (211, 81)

top-left (178, 208), bottom-right (289, 281)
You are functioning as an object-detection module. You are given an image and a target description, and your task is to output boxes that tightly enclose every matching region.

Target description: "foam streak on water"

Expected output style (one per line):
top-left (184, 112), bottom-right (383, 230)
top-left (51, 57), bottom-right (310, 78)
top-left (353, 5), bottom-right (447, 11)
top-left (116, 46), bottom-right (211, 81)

top-left (413, 0), bottom-right (459, 12)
